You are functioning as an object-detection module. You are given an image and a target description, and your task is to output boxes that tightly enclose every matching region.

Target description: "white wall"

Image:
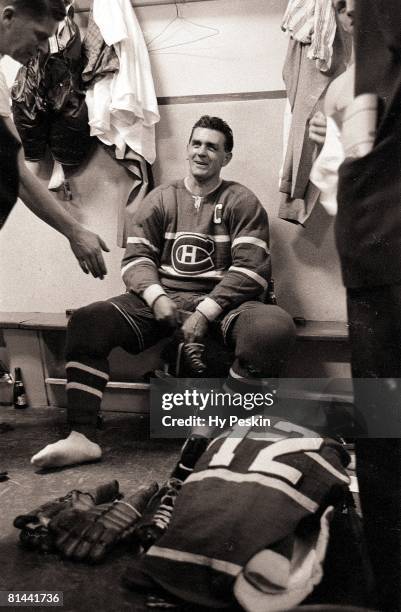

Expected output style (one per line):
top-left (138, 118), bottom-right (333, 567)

top-left (136, 0), bottom-right (287, 95)
top-left (0, 0), bottom-right (347, 320)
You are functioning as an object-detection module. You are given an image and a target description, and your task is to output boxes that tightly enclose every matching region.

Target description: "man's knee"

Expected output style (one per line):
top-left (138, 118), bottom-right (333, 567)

top-left (235, 306), bottom-right (296, 371)
top-left (66, 301), bottom-right (119, 357)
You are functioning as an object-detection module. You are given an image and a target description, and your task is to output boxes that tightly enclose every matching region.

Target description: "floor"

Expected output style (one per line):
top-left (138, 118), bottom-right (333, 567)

top-left (0, 406), bottom-right (182, 612)
top-left (0, 406), bottom-right (371, 612)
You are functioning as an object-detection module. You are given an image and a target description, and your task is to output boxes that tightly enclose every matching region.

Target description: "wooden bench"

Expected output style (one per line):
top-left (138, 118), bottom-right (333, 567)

top-left (0, 312), bottom-right (352, 410)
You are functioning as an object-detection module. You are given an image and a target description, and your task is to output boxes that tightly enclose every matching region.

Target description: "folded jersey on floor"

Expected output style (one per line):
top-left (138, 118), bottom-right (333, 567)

top-left (124, 420), bottom-right (350, 608)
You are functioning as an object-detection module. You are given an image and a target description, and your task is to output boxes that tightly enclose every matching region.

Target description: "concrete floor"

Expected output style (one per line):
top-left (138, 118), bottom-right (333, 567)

top-left (0, 406), bottom-right (184, 612)
top-left (0, 406), bottom-right (372, 612)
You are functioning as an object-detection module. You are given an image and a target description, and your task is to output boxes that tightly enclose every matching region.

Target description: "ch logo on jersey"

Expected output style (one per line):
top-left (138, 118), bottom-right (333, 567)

top-left (172, 234), bottom-right (215, 274)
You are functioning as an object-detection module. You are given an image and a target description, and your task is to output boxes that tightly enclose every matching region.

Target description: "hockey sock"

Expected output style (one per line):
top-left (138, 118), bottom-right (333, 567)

top-left (31, 431), bottom-right (101, 469)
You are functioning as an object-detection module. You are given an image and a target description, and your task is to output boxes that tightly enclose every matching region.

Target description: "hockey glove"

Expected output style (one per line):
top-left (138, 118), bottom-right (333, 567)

top-left (49, 481), bottom-right (158, 562)
top-left (14, 480), bottom-right (120, 553)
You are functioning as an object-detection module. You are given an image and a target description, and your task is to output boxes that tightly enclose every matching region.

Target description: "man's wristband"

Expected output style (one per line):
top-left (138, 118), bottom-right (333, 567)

top-left (196, 298), bottom-right (223, 321)
top-left (152, 293), bottom-right (167, 309)
top-left (143, 284), bottom-right (167, 308)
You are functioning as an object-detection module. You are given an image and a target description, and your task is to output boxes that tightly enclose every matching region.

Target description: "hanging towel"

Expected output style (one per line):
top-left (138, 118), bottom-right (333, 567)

top-left (86, 0), bottom-right (159, 165)
top-left (282, 0), bottom-right (337, 72)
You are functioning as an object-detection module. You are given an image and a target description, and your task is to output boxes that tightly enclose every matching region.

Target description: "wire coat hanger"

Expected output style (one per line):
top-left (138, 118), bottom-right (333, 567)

top-left (146, 2), bottom-right (220, 53)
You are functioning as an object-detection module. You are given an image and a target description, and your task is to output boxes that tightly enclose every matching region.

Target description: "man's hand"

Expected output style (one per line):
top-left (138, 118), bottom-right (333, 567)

top-left (181, 310), bottom-right (208, 343)
top-left (69, 226), bottom-right (110, 279)
top-left (153, 295), bottom-right (178, 328)
top-left (309, 111), bottom-right (327, 145)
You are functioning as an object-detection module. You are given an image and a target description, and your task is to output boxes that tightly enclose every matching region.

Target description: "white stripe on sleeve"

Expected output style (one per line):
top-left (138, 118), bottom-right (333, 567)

top-left (232, 237), bottom-right (269, 254)
top-left (127, 237), bottom-right (159, 253)
top-left (229, 266), bottom-right (268, 289)
top-left (121, 257), bottom-right (157, 278)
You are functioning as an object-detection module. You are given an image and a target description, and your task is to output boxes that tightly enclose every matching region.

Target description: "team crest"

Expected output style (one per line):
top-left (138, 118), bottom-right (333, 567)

top-left (172, 234), bottom-right (215, 274)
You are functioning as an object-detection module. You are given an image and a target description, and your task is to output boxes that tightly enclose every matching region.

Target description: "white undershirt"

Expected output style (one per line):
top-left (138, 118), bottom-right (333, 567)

top-left (0, 62), bottom-right (11, 118)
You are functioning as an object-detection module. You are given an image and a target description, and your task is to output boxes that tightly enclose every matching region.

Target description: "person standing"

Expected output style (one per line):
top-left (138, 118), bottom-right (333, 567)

top-left (0, 0), bottom-right (109, 279)
top-left (336, 1), bottom-right (401, 609)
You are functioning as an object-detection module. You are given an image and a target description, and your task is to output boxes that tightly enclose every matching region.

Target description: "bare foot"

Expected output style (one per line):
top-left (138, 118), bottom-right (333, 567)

top-left (31, 431), bottom-right (101, 469)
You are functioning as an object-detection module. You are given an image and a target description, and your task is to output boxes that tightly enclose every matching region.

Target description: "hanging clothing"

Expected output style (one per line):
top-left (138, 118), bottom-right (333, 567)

top-left (83, 0), bottom-right (159, 247)
top-left (278, 39), bottom-right (332, 224)
top-left (11, 10), bottom-right (92, 167)
top-left (281, 0), bottom-right (337, 73)
top-left (101, 144), bottom-right (153, 247)
top-left (278, 29), bottom-right (350, 225)
top-left (280, 39), bottom-right (332, 200)
top-left (85, 0), bottom-right (159, 165)
top-left (81, 6), bottom-right (119, 87)
top-left (279, 181), bottom-right (321, 226)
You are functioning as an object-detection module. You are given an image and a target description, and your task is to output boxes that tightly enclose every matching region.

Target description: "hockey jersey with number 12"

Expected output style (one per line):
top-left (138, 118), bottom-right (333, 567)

top-left (127, 420), bottom-right (350, 608)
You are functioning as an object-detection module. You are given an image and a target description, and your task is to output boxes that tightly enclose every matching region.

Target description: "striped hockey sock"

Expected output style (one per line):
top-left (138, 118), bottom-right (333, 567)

top-left (66, 358), bottom-right (110, 429)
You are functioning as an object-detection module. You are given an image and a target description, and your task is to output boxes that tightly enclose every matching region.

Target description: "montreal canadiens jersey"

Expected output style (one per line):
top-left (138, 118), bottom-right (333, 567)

top-left (130, 421), bottom-right (350, 608)
top-left (121, 179), bottom-right (271, 315)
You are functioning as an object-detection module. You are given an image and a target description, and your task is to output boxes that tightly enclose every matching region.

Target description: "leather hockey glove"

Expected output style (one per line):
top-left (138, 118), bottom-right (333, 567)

top-left (135, 478), bottom-right (183, 550)
top-left (49, 481), bottom-right (158, 563)
top-left (14, 480), bottom-right (120, 553)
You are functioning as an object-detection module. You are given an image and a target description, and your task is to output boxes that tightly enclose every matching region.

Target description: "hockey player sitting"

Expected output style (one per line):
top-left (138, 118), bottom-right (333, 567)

top-left (31, 115), bottom-right (295, 470)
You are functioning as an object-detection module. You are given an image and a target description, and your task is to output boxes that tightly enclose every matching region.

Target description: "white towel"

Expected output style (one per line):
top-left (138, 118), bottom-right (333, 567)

top-left (86, 0), bottom-right (159, 164)
top-left (234, 506), bottom-right (334, 612)
top-left (310, 116), bottom-right (344, 215)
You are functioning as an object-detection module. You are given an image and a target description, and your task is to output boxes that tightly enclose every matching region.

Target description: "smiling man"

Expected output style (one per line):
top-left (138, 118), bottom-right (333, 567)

top-left (31, 115), bottom-right (295, 470)
top-left (0, 0), bottom-right (109, 278)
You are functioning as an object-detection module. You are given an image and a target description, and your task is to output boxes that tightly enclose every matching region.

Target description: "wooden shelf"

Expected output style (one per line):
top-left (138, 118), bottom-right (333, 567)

top-left (45, 378), bottom-right (150, 391)
top-left (0, 312), bottom-right (350, 341)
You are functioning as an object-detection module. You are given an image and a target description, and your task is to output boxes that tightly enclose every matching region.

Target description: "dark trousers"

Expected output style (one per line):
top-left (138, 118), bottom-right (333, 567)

top-left (348, 285), bottom-right (401, 611)
top-left (64, 291), bottom-right (296, 429)
top-left (0, 117), bottom-right (20, 229)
